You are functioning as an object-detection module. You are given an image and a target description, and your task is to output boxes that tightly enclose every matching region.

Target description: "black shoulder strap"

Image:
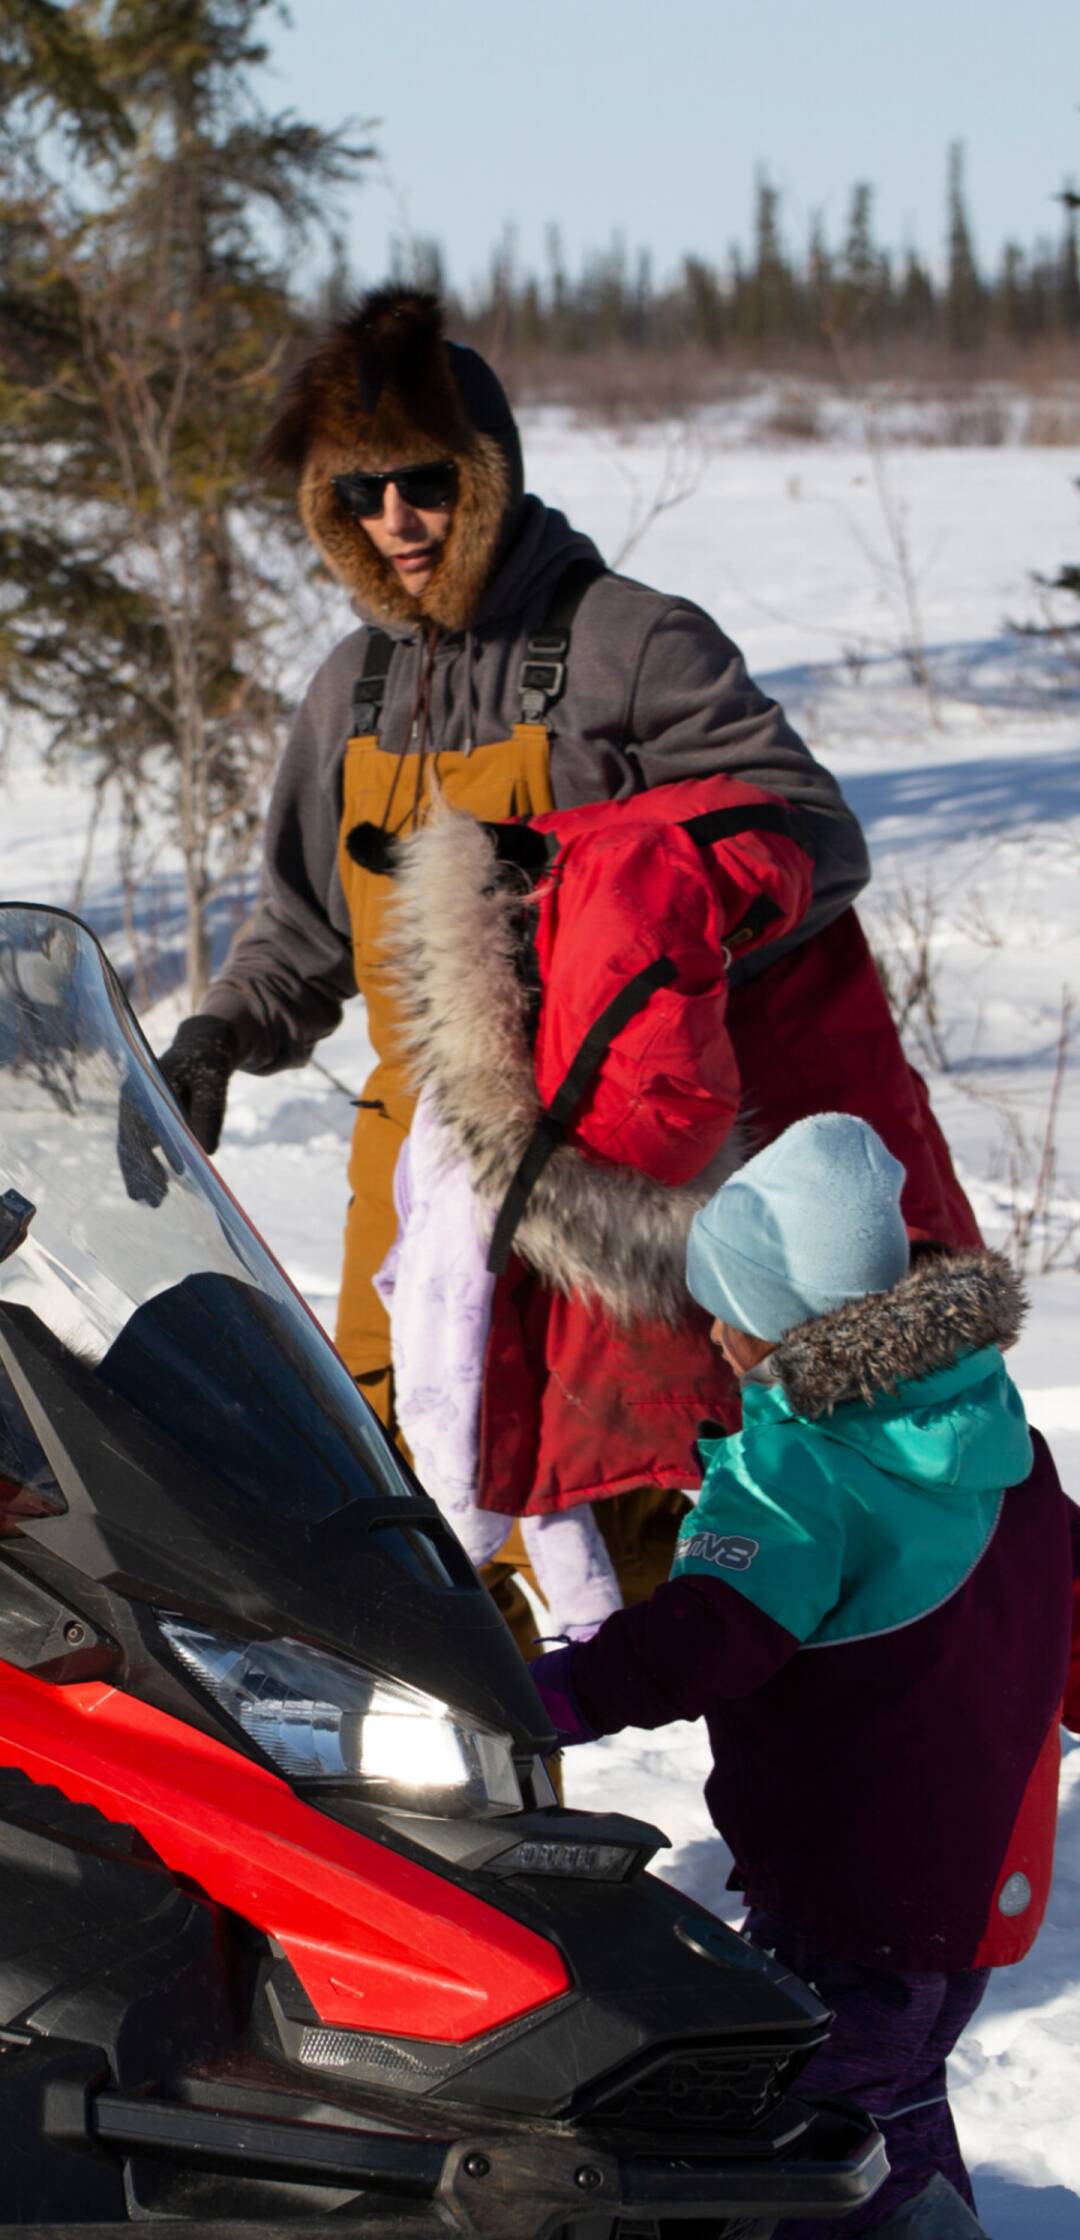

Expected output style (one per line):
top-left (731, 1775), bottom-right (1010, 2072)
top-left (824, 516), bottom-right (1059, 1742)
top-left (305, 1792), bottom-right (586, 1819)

top-left (518, 557), bottom-right (606, 726)
top-left (679, 800), bottom-right (796, 847)
top-left (680, 798), bottom-right (799, 954)
top-left (351, 629), bottom-right (396, 739)
top-left (486, 953), bottom-right (677, 1277)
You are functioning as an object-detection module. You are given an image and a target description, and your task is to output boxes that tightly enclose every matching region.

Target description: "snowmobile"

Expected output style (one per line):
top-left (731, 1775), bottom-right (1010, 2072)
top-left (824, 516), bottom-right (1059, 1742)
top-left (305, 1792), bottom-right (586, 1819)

top-left (0, 902), bottom-right (886, 2238)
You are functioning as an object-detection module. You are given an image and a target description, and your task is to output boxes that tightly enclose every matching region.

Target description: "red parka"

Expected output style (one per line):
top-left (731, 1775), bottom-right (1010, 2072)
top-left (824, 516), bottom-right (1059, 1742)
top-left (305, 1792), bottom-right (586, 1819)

top-left (383, 773), bottom-right (981, 1516)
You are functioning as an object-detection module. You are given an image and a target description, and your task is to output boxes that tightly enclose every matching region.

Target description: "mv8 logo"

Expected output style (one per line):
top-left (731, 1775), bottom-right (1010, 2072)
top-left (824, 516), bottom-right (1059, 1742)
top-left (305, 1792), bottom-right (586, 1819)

top-left (679, 1531), bottom-right (759, 1573)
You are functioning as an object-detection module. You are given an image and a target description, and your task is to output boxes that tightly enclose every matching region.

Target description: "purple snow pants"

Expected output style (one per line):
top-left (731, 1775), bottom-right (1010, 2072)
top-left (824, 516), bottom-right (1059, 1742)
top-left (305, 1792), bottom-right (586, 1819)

top-left (743, 1909), bottom-right (990, 2238)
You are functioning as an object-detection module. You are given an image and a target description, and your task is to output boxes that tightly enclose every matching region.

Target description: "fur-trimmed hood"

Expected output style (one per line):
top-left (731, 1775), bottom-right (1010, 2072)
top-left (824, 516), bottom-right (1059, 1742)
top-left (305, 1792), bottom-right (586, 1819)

top-left (381, 798), bottom-right (739, 1326)
top-left (260, 288), bottom-right (523, 632)
top-left (772, 1249), bottom-right (1026, 1419)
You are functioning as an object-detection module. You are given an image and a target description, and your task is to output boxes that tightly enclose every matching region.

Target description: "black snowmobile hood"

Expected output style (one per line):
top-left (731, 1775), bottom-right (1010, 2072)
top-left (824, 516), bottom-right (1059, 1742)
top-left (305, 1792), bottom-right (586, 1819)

top-left (0, 905), bottom-right (546, 1752)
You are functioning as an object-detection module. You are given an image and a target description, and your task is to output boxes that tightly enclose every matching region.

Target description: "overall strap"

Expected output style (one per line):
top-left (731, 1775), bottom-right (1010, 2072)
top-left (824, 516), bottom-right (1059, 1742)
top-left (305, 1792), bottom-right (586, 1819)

top-left (518, 557), bottom-right (607, 726)
top-left (350, 629), bottom-right (396, 739)
top-left (486, 954), bottom-right (677, 1277)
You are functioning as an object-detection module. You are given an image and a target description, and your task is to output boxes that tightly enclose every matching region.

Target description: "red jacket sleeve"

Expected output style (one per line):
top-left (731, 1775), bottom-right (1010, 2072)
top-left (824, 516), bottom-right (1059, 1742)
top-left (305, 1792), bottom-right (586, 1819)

top-left (527, 780), bottom-right (814, 1185)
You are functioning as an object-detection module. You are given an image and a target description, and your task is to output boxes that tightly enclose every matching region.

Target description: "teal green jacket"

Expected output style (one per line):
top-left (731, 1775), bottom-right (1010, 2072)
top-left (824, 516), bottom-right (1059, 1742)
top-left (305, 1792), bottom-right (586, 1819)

top-left (673, 1346), bottom-right (1033, 1645)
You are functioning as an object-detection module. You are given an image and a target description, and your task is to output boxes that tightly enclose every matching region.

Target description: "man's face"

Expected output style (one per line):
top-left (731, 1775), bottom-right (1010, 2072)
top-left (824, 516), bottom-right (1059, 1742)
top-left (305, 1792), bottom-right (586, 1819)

top-left (359, 466), bottom-right (454, 596)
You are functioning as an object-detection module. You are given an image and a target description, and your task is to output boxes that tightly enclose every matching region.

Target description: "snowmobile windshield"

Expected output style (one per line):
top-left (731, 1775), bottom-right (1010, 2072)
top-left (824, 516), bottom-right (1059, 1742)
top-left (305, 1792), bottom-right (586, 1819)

top-left (0, 906), bottom-right (447, 1572)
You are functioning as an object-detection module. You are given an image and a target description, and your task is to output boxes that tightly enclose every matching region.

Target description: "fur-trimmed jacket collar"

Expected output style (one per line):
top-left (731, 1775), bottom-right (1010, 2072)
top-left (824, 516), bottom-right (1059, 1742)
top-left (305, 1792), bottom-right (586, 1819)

top-left (772, 1249), bottom-right (1025, 1419)
top-left (260, 289), bottom-right (521, 634)
top-left (382, 800), bottom-right (737, 1326)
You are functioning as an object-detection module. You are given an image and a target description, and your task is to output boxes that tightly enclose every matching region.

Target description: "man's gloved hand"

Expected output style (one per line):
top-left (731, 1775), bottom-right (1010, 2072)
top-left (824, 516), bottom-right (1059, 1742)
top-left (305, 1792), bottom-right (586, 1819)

top-left (116, 1071), bottom-right (185, 1207)
top-left (529, 1644), bottom-right (598, 1748)
top-left (157, 1015), bottom-right (237, 1154)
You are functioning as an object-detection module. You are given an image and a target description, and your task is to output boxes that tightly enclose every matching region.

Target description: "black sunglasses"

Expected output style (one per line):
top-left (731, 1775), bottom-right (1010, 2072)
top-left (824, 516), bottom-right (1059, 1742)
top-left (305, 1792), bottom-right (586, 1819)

top-left (332, 461), bottom-right (457, 519)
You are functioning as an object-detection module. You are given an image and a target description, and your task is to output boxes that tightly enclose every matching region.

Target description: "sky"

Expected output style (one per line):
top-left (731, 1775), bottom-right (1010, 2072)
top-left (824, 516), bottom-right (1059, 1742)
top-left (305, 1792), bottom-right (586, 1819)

top-left (259, 0), bottom-right (1080, 295)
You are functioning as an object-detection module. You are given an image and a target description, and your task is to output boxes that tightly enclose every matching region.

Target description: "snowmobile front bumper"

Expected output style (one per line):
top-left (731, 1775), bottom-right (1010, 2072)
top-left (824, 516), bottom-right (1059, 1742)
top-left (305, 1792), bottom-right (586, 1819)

top-left (21, 2087), bottom-right (885, 2238)
top-left (9, 2047), bottom-right (887, 2240)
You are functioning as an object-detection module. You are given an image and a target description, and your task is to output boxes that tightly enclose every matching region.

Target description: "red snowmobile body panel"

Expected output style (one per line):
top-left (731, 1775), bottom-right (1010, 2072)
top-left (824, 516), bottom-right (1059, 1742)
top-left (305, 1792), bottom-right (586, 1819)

top-left (0, 1662), bottom-right (568, 2041)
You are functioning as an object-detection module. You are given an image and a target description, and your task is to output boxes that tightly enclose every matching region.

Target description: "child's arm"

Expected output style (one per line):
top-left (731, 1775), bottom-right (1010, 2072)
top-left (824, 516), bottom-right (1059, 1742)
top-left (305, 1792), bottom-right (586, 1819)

top-left (531, 1573), bottom-right (800, 1745)
top-left (531, 1430), bottom-right (843, 1745)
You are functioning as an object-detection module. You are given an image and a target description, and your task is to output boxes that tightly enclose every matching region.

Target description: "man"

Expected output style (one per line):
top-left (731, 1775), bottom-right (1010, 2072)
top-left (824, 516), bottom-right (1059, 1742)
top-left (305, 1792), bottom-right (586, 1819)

top-left (157, 285), bottom-right (976, 1644)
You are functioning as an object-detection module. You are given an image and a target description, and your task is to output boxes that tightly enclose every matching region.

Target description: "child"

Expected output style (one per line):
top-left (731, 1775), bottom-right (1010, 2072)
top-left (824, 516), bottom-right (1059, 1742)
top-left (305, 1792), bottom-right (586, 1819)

top-left (530, 1113), bottom-right (1080, 2240)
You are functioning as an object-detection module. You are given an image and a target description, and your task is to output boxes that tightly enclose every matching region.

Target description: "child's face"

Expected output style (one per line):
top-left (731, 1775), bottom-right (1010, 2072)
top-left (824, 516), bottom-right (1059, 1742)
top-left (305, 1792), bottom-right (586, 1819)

top-left (710, 1318), bottom-right (776, 1378)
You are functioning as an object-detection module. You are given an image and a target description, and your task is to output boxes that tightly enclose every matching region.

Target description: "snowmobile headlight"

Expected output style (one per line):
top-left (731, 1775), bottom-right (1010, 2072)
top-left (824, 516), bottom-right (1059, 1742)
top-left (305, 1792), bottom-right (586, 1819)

top-left (159, 1620), bottom-right (523, 1816)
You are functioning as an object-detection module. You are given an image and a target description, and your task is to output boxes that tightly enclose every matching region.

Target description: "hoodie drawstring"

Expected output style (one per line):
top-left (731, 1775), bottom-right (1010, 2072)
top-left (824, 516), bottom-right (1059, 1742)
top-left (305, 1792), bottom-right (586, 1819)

top-left (463, 628), bottom-right (476, 756)
top-left (379, 624), bottom-right (439, 841)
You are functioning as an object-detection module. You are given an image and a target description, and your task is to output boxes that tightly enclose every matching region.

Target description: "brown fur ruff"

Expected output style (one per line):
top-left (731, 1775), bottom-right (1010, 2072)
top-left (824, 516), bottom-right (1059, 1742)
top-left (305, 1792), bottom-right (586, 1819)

top-left (261, 289), bottom-right (509, 630)
top-left (773, 1250), bottom-right (1026, 1419)
top-left (382, 799), bottom-right (739, 1326)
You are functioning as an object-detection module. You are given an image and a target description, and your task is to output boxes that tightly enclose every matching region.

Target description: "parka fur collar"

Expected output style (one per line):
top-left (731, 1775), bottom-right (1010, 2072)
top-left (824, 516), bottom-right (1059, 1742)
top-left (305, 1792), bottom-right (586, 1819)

top-left (261, 289), bottom-right (513, 632)
top-left (772, 1249), bottom-right (1025, 1419)
top-left (382, 799), bottom-right (736, 1326)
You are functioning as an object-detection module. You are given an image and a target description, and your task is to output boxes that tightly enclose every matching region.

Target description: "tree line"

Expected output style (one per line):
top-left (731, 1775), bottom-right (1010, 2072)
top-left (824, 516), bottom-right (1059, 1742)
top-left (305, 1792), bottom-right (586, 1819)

top-left (396, 146), bottom-right (1080, 364)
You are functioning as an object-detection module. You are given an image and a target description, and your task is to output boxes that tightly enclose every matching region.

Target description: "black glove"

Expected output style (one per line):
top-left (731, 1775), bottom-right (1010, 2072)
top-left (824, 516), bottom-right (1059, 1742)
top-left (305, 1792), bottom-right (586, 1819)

top-left (117, 1072), bottom-right (184, 1208)
top-left (157, 1015), bottom-right (237, 1154)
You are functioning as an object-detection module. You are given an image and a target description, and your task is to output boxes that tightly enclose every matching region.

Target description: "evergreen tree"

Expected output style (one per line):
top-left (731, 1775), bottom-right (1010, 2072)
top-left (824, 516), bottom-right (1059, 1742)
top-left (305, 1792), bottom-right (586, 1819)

top-left (833, 183), bottom-right (893, 339)
top-left (944, 140), bottom-right (985, 351)
top-left (682, 254), bottom-right (725, 350)
top-left (0, 0), bottom-right (130, 159)
top-left (743, 170), bottom-right (794, 344)
top-left (544, 223), bottom-right (569, 351)
top-left (805, 210), bottom-right (833, 339)
top-left (843, 185), bottom-right (877, 301)
top-left (897, 246), bottom-right (936, 336)
top-left (996, 242), bottom-right (1030, 342)
top-left (1057, 185), bottom-right (1080, 333)
top-left (0, 0), bottom-right (371, 1002)
top-left (629, 246), bottom-right (653, 349)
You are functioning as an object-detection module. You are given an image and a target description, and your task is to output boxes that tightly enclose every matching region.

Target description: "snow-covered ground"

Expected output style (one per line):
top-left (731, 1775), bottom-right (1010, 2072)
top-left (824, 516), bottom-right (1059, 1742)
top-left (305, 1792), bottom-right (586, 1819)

top-left (4, 425), bottom-right (1080, 2235)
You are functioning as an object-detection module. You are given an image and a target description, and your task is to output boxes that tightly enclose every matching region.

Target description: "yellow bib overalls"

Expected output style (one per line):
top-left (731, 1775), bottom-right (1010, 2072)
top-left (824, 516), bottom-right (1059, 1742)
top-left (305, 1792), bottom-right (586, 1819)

top-left (335, 718), bottom-right (554, 1418)
top-left (334, 646), bottom-right (686, 1662)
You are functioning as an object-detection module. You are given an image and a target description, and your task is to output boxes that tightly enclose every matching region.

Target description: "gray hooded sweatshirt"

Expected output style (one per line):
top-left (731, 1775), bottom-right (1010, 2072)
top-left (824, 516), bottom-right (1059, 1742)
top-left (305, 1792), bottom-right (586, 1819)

top-left (203, 495), bottom-right (869, 1073)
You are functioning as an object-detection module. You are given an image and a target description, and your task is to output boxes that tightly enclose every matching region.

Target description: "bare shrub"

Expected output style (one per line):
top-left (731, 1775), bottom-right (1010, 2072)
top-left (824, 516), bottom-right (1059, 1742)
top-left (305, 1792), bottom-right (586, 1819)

top-left (605, 422), bottom-right (712, 570)
top-left (871, 877), bottom-right (952, 1072)
top-left (500, 346), bottom-right (753, 424)
top-left (759, 388), bottom-right (824, 443)
top-left (821, 325), bottom-right (942, 716)
top-left (963, 991), bottom-right (1080, 1274)
top-left (954, 887), bottom-right (1006, 949)
top-left (1023, 391), bottom-right (1080, 445)
top-left (876, 895), bottom-right (1080, 1275)
top-left (934, 393), bottom-right (1012, 446)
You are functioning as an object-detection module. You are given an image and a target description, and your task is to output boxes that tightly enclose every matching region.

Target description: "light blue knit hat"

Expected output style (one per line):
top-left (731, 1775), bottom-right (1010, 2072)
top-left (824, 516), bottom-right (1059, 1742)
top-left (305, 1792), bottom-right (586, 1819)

top-left (686, 1113), bottom-right (910, 1341)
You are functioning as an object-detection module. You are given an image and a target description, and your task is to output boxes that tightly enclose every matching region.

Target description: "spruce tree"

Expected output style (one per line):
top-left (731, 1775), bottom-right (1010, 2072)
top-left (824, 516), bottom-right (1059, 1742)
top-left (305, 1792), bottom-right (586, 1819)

top-left (805, 212), bottom-right (833, 340)
top-left (897, 247), bottom-right (936, 338)
top-left (743, 171), bottom-right (794, 345)
top-left (0, 0), bottom-right (130, 159)
top-left (683, 255), bottom-right (725, 350)
top-left (0, 0), bottom-right (371, 1003)
top-left (944, 141), bottom-right (985, 351)
top-left (1057, 186), bottom-right (1080, 333)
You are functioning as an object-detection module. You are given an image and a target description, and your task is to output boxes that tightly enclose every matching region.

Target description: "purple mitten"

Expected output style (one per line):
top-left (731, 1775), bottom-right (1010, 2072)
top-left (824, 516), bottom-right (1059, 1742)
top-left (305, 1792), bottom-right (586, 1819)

top-left (529, 1645), bottom-right (598, 1747)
